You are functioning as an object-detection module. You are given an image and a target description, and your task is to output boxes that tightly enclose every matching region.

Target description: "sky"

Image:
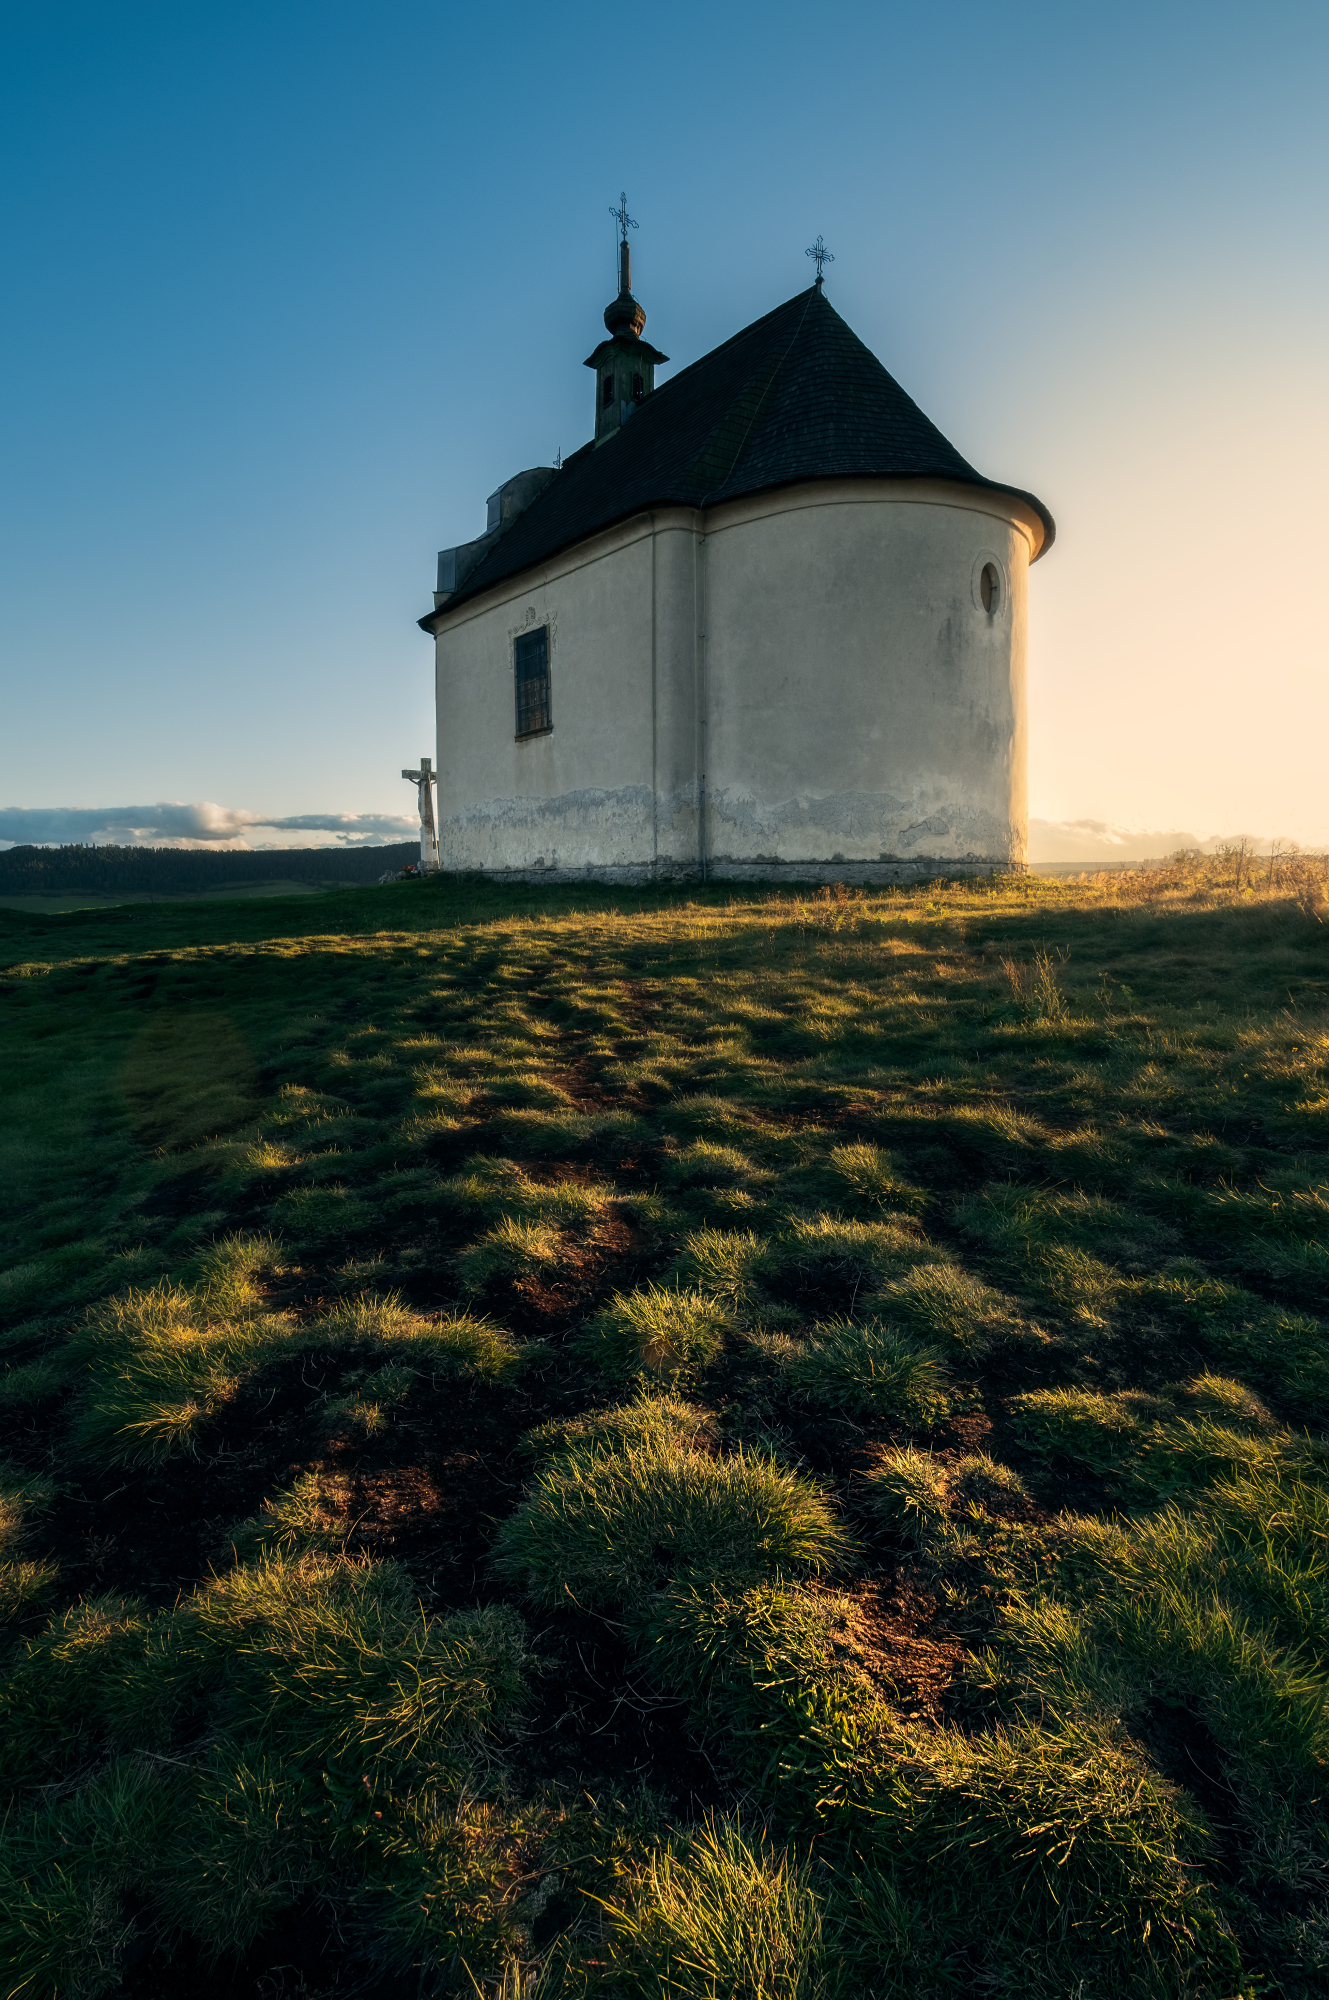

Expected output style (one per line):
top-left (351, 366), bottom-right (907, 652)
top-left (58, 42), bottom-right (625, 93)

top-left (1, 0), bottom-right (1326, 853)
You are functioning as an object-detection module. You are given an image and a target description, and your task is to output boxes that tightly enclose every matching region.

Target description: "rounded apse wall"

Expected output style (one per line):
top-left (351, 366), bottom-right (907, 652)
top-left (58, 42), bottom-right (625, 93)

top-left (699, 478), bottom-right (1034, 871)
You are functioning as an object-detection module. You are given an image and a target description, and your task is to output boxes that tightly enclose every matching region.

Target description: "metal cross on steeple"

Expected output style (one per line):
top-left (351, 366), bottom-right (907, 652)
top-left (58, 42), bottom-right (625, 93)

top-left (610, 192), bottom-right (638, 243)
top-left (805, 234), bottom-right (834, 285)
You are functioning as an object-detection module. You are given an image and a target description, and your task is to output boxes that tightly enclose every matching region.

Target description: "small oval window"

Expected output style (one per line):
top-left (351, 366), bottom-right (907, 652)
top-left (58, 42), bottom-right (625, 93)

top-left (980, 562), bottom-right (1000, 614)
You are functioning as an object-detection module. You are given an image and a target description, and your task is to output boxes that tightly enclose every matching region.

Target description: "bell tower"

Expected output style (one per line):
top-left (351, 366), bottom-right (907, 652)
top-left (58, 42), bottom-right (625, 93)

top-left (584, 193), bottom-right (668, 445)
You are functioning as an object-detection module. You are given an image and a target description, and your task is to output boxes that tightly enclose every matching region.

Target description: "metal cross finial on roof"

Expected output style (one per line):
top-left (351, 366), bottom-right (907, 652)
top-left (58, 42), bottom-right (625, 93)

top-left (610, 192), bottom-right (638, 243)
top-left (806, 234), bottom-right (834, 285)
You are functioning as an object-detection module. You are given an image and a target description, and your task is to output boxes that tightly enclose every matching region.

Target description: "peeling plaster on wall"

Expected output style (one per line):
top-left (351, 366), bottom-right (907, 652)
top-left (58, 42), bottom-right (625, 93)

top-left (704, 785), bottom-right (1021, 865)
top-left (442, 784), bottom-right (658, 872)
top-left (440, 780), bottom-right (1021, 880)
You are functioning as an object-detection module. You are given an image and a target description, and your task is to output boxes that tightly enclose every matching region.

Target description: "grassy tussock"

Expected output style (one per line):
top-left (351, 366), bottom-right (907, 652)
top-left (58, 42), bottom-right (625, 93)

top-left (70, 1254), bottom-right (523, 1465)
top-left (493, 1436), bottom-right (852, 1611)
top-left (457, 1214), bottom-right (567, 1291)
top-left (828, 1140), bottom-right (927, 1215)
top-left (521, 1392), bottom-right (716, 1465)
top-left (672, 1227), bottom-right (767, 1305)
top-left (865, 1447), bottom-right (1030, 1560)
top-left (315, 1292), bottom-right (524, 1378)
top-left (756, 1215), bottom-right (932, 1299)
top-left (783, 1317), bottom-right (951, 1423)
top-left (232, 1469), bottom-right (354, 1557)
top-left (575, 1283), bottom-right (736, 1381)
top-left (0, 1558), bottom-right (529, 1991)
top-left (641, 1582), bottom-right (893, 1812)
top-left (440, 1154), bottom-right (612, 1223)
top-left (1010, 1377), bottom-right (1314, 1493)
top-left (0, 1461), bottom-right (57, 1620)
top-left (597, 1817), bottom-right (826, 1999)
top-left (872, 1717), bottom-right (1229, 1972)
top-left (71, 1275), bottom-right (283, 1466)
top-left (869, 1261), bottom-right (1022, 1356)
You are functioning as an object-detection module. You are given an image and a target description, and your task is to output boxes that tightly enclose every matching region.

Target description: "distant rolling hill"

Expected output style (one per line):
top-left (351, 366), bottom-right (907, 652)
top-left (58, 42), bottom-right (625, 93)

top-left (0, 842), bottom-right (417, 898)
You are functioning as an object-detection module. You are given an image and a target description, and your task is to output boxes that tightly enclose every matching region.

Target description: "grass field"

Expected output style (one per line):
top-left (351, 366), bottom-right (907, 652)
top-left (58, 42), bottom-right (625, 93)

top-left (1, 854), bottom-right (1327, 1999)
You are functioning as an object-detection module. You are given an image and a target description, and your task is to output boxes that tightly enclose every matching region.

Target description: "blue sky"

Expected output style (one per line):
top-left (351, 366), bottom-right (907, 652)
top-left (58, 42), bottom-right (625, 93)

top-left (2, 0), bottom-right (1326, 848)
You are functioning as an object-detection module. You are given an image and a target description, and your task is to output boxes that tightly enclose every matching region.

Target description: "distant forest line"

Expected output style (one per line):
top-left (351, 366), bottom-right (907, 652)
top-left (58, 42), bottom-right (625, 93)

top-left (0, 842), bottom-right (418, 896)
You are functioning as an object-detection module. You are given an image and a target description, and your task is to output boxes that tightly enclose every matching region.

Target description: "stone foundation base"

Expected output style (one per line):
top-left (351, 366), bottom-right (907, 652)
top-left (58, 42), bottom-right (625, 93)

top-left (428, 856), bottom-right (1027, 888)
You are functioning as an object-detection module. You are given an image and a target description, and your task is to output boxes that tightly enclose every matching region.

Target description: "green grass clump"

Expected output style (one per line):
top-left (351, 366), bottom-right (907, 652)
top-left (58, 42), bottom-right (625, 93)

top-left (0, 1354), bottom-right (70, 1410)
top-left (1133, 1271), bottom-right (1329, 1415)
top-left (663, 1140), bottom-right (766, 1190)
top-left (521, 1391), bottom-right (715, 1464)
top-left (316, 1292), bottom-right (525, 1380)
top-left (950, 1452), bottom-right (1031, 1511)
top-left (70, 1266), bottom-right (287, 1466)
top-left (232, 1470), bottom-right (353, 1558)
top-left (597, 1817), bottom-right (827, 2000)
top-left (971, 1454), bottom-right (1329, 1974)
top-left (956, 1186), bottom-right (1134, 1324)
top-left (868, 1719), bottom-right (1228, 1978)
top-left (784, 1318), bottom-right (951, 1424)
top-left (672, 1226), bottom-right (767, 1305)
top-left (864, 1447), bottom-right (954, 1552)
top-left (757, 1215), bottom-right (932, 1303)
top-left (1009, 1386), bottom-right (1164, 1471)
top-left (0, 1461), bottom-right (57, 1620)
top-left (439, 1154), bottom-right (611, 1222)
top-left (1010, 1378), bottom-right (1304, 1493)
top-left (493, 1436), bottom-right (851, 1611)
top-left (829, 1140), bottom-right (927, 1216)
top-left (869, 1261), bottom-right (1020, 1356)
top-left (457, 1215), bottom-right (565, 1292)
top-left (0, 1757), bottom-right (182, 2000)
top-left (271, 1183), bottom-right (373, 1246)
top-left (69, 1258), bottom-right (523, 1469)
top-left (865, 1448), bottom-right (1031, 1562)
top-left (189, 1557), bottom-right (529, 1772)
top-left (0, 1559), bottom-right (530, 1988)
top-left (641, 1581), bottom-right (891, 1813)
top-left (575, 1283), bottom-right (736, 1381)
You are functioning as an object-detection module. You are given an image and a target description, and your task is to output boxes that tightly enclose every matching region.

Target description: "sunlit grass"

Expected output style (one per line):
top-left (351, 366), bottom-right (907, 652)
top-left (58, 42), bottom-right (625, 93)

top-left (2, 852), bottom-right (1328, 1991)
top-left (493, 1432), bottom-right (852, 1611)
top-left (575, 1282), bottom-right (736, 1382)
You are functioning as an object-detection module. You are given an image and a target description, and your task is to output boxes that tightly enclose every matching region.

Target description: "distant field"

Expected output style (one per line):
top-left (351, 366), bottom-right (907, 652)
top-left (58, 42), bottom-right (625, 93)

top-left (0, 879), bottom-right (348, 914)
top-left (1, 858), bottom-right (1327, 1998)
top-left (0, 839), bottom-right (417, 905)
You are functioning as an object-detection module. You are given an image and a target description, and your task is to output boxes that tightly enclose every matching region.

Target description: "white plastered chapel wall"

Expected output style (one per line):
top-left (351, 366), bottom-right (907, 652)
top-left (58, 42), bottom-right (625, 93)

top-left (431, 477), bottom-right (1041, 881)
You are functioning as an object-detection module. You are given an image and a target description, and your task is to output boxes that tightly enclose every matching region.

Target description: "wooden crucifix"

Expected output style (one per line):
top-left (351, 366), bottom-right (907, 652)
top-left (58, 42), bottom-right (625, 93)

top-left (401, 755), bottom-right (440, 872)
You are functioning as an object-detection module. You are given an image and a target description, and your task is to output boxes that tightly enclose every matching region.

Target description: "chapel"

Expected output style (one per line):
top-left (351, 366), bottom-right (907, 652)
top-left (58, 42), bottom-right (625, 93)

top-left (418, 224), bottom-right (1054, 883)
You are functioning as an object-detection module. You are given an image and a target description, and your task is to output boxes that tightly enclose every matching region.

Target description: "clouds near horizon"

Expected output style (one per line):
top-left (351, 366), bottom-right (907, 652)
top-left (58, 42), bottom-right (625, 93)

top-left (0, 803), bottom-right (416, 850)
top-left (1, 801), bottom-right (1305, 864)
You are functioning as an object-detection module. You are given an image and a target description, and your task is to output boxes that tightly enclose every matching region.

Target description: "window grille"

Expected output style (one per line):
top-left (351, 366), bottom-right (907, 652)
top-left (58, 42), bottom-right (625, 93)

top-left (514, 626), bottom-right (551, 736)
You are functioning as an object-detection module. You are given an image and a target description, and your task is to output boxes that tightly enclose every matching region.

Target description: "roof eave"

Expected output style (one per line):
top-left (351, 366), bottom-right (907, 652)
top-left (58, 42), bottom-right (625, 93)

top-left (418, 469), bottom-right (1055, 632)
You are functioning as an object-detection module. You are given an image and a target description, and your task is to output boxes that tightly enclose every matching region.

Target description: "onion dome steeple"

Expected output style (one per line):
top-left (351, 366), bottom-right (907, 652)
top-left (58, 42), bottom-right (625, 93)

top-left (585, 192), bottom-right (668, 445)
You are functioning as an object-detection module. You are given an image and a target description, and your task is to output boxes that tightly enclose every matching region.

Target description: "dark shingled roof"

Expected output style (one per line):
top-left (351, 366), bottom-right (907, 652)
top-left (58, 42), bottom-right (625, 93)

top-left (423, 286), bottom-right (1053, 625)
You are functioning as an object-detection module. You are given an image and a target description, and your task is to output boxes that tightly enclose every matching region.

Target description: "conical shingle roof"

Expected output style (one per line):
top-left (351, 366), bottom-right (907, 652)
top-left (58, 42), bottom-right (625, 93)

top-left (427, 286), bottom-right (1053, 620)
